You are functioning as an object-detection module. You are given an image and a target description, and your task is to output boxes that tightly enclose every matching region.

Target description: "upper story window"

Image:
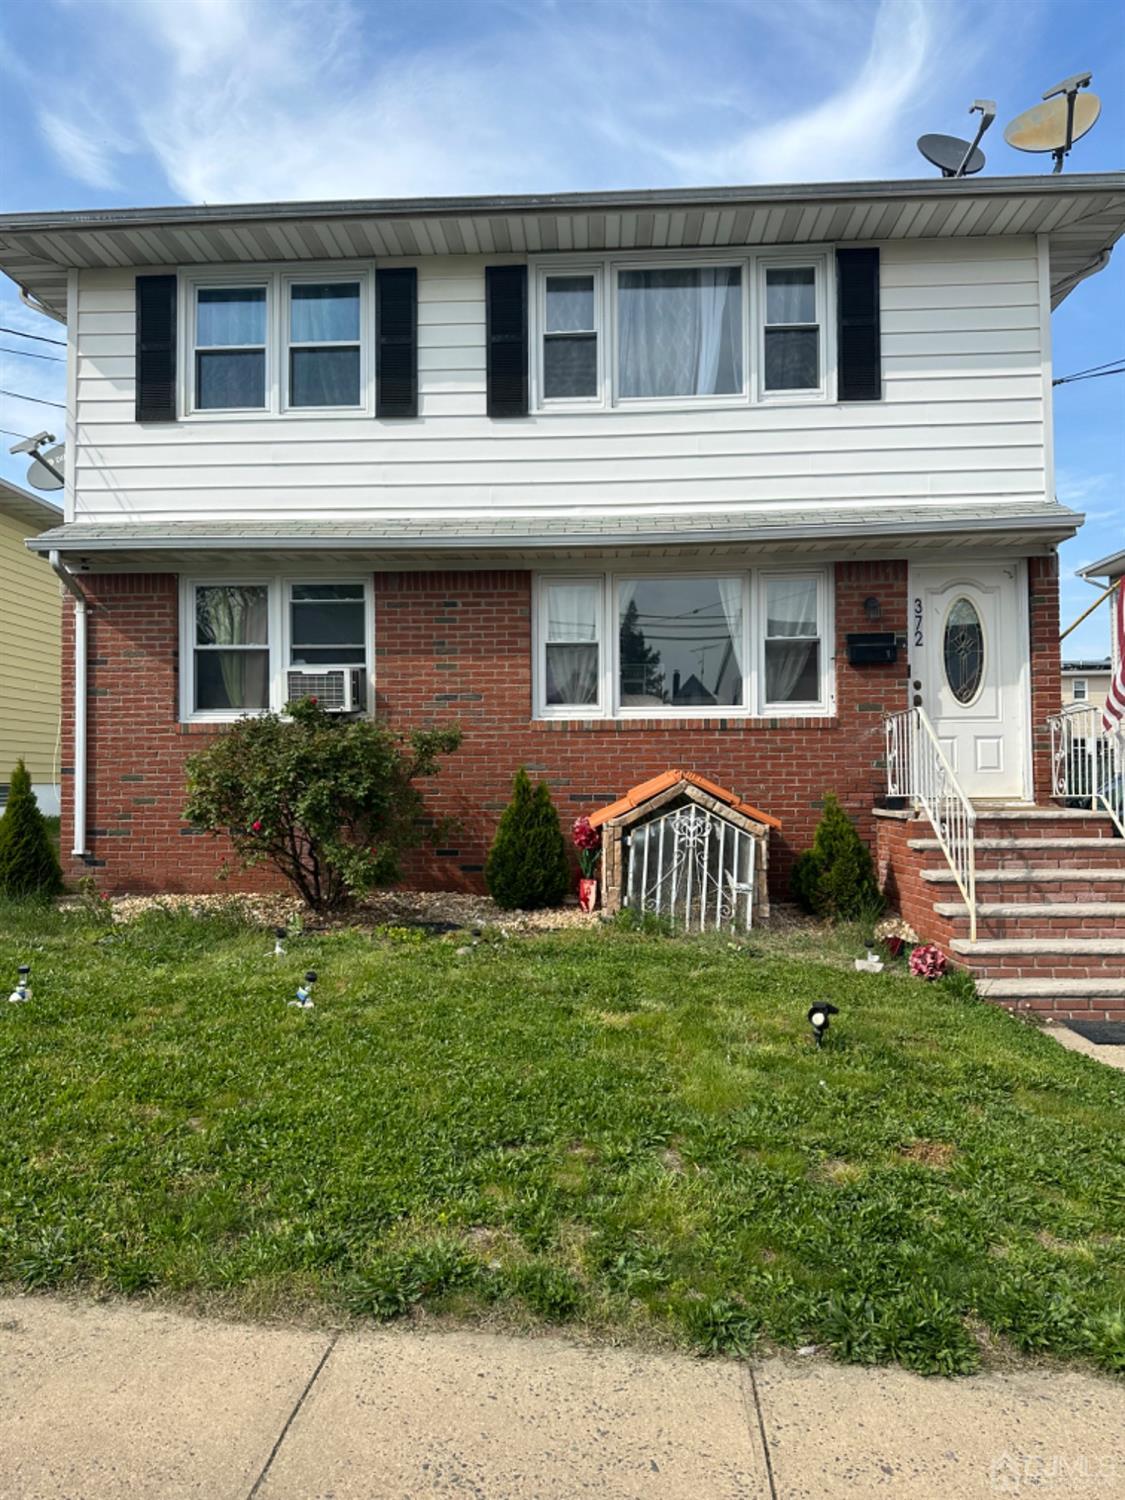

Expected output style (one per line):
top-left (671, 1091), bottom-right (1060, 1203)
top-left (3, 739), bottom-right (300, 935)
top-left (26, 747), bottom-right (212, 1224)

top-left (532, 251), bottom-right (830, 411)
top-left (542, 274), bottom-right (600, 401)
top-left (194, 285), bottom-right (268, 410)
top-left (181, 577), bottom-right (373, 721)
top-left (617, 266), bottom-right (743, 400)
top-left (287, 281), bottom-right (363, 408)
top-left (534, 569), bottom-right (831, 719)
top-left (761, 264), bottom-right (821, 394)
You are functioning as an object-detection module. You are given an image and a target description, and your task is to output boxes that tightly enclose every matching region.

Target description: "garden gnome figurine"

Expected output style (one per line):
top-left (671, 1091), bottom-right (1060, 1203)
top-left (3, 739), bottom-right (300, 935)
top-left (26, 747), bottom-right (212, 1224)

top-left (289, 970), bottom-right (317, 1008)
top-left (7, 965), bottom-right (31, 1003)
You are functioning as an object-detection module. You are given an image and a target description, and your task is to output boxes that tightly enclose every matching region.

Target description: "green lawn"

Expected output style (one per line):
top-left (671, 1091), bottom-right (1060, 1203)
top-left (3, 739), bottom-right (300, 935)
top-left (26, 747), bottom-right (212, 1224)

top-left (1, 901), bottom-right (1122, 1376)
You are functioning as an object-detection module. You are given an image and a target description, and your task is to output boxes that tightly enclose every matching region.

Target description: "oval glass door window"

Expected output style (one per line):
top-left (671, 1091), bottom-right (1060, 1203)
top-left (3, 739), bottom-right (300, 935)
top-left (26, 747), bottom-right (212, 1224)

top-left (943, 597), bottom-right (984, 704)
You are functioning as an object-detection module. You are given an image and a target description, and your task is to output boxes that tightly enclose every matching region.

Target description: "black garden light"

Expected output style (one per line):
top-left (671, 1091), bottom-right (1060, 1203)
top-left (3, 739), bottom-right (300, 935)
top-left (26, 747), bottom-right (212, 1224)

top-left (807, 1002), bottom-right (839, 1047)
top-left (290, 970), bottom-right (317, 1009)
top-left (272, 926), bottom-right (287, 957)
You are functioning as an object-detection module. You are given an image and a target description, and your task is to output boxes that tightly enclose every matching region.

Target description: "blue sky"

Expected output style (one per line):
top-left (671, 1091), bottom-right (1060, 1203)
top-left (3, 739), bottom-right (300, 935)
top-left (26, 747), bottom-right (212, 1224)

top-left (0, 0), bottom-right (1121, 654)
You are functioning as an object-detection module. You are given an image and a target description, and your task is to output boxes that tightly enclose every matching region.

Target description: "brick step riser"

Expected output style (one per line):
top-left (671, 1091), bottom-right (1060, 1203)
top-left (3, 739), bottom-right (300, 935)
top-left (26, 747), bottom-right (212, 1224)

top-left (958, 956), bottom-right (1125, 979)
top-left (928, 880), bottom-right (1125, 903)
top-left (976, 825), bottom-right (1121, 842)
top-left (986, 998), bottom-right (1125, 1020)
top-left (971, 848), bottom-right (1125, 870)
top-left (950, 915), bottom-right (1125, 939)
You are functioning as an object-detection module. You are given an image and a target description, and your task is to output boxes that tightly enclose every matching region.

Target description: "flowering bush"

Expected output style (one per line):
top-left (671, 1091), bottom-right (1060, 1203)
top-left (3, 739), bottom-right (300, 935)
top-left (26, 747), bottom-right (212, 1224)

top-left (909, 942), bottom-right (948, 981)
top-left (572, 816), bottom-right (602, 878)
top-left (875, 916), bottom-right (918, 944)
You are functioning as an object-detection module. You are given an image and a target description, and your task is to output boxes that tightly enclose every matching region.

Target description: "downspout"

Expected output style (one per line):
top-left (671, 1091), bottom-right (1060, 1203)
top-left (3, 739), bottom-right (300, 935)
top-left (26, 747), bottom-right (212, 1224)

top-left (48, 550), bottom-right (89, 858)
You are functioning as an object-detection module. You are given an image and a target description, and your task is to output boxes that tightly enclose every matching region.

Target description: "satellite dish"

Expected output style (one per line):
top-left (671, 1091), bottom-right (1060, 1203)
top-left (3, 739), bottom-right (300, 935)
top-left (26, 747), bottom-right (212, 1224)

top-left (917, 100), bottom-right (995, 178)
top-left (27, 444), bottom-right (65, 493)
top-left (1004, 72), bottom-right (1100, 171)
top-left (918, 133), bottom-right (986, 177)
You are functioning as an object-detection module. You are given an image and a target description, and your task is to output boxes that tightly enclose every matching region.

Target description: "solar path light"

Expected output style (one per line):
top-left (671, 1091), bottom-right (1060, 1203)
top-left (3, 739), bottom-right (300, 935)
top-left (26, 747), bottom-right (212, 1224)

top-left (290, 970), bottom-right (317, 1009)
top-left (807, 1002), bottom-right (839, 1047)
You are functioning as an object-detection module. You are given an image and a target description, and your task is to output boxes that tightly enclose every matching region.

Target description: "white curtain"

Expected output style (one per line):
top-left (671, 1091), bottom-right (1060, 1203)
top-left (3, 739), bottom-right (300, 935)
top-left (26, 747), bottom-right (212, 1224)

top-left (714, 577), bottom-right (745, 704)
top-left (618, 268), bottom-right (741, 398)
top-left (290, 283), bottom-right (360, 342)
top-left (545, 583), bottom-right (599, 706)
top-left (765, 579), bottom-right (819, 704)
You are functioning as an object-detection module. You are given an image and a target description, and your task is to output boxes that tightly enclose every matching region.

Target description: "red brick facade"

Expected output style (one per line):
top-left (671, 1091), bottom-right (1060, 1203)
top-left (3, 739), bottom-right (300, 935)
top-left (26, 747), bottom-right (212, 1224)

top-left (60, 556), bottom-right (1057, 899)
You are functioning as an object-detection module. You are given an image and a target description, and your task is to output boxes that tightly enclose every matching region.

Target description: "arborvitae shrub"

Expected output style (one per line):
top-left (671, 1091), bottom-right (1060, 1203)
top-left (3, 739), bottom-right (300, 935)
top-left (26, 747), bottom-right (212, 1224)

top-left (0, 759), bottom-right (64, 900)
top-left (485, 768), bottom-right (571, 910)
top-left (791, 792), bottom-right (882, 921)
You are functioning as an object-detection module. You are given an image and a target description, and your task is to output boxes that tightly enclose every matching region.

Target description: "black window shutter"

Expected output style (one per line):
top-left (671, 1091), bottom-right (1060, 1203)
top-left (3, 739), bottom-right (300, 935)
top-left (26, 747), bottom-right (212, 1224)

top-left (486, 265), bottom-right (528, 417)
top-left (376, 267), bottom-right (418, 418)
top-left (836, 248), bottom-right (881, 402)
top-left (135, 274), bottom-right (177, 422)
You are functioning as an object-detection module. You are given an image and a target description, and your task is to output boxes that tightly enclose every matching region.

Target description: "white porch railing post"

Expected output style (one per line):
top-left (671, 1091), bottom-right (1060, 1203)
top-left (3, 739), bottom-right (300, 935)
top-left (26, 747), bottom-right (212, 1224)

top-left (884, 705), bottom-right (978, 942)
top-left (1047, 703), bottom-right (1125, 837)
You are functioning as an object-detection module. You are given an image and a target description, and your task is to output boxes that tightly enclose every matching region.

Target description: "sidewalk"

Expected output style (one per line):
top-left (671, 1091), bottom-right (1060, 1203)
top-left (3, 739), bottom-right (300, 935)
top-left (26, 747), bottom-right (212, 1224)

top-left (0, 1294), bottom-right (1121, 1498)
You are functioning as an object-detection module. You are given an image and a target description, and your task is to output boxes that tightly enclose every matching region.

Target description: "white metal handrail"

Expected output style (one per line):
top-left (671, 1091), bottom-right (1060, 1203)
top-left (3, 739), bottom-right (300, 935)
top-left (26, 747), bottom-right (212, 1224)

top-left (1048, 703), bottom-right (1125, 837)
top-left (885, 706), bottom-right (978, 941)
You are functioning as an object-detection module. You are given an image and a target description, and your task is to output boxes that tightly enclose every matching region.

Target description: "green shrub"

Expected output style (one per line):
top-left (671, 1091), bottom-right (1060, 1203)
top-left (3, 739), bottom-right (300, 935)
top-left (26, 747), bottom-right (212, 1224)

top-left (791, 793), bottom-right (882, 922)
top-left (485, 768), bottom-right (570, 910)
top-left (0, 760), bottom-right (63, 900)
top-left (183, 698), bottom-right (460, 911)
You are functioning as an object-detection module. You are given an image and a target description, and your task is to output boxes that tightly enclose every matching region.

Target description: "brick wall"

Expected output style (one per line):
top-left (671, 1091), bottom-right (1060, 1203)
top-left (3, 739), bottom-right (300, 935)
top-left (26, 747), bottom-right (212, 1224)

top-left (61, 561), bottom-right (913, 897)
top-left (1028, 553), bottom-right (1062, 801)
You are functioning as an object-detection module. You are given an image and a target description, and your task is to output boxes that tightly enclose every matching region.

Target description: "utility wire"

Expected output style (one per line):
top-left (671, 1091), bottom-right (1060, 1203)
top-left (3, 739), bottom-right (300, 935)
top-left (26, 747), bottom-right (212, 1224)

top-left (1052, 354), bottom-right (1125, 380)
top-left (1053, 365), bottom-right (1125, 387)
top-left (0, 388), bottom-right (66, 408)
top-left (0, 324), bottom-right (66, 346)
top-left (1, 426), bottom-right (34, 440)
top-left (0, 344), bottom-right (66, 362)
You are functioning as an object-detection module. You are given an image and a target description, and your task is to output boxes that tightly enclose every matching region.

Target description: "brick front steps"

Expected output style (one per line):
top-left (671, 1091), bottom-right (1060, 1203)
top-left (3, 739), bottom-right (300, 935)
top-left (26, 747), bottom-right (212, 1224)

top-left (876, 806), bottom-right (1125, 1020)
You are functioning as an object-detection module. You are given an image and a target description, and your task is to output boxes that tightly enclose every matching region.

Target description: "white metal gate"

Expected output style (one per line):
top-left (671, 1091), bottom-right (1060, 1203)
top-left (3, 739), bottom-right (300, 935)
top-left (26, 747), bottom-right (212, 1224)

top-left (623, 803), bottom-right (757, 931)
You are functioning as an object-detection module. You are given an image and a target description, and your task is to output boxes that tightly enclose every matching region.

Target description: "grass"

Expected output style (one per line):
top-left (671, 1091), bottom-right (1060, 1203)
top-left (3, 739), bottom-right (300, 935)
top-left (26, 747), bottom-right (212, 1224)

top-left (0, 899), bottom-right (1122, 1377)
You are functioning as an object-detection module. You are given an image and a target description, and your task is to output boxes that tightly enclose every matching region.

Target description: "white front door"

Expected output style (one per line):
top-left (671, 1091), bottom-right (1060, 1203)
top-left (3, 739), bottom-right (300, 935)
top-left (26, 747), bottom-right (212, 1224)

top-left (911, 563), bottom-right (1028, 800)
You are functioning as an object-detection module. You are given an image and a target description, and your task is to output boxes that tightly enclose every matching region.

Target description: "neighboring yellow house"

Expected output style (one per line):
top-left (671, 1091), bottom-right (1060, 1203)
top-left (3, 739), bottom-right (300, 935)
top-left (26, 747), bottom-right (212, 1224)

top-left (0, 478), bottom-right (62, 813)
top-left (1062, 659), bottom-right (1113, 714)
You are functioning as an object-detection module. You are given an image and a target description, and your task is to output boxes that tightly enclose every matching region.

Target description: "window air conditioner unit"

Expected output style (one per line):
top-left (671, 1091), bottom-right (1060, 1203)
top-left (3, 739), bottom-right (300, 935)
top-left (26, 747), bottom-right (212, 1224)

top-left (286, 667), bottom-right (365, 713)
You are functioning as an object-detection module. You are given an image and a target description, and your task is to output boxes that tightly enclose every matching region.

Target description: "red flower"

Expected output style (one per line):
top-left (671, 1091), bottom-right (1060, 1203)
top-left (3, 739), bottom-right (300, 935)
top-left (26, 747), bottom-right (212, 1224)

top-left (309, 696), bottom-right (318, 706)
top-left (572, 816), bottom-right (600, 852)
top-left (251, 820), bottom-right (263, 833)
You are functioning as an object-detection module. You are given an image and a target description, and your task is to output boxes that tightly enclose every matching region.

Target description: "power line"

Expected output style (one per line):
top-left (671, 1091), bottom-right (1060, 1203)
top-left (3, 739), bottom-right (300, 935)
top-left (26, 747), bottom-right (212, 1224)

top-left (1, 426), bottom-right (34, 440)
top-left (0, 344), bottom-right (66, 362)
top-left (1053, 354), bottom-right (1124, 381)
top-left (1053, 367), bottom-right (1125, 387)
top-left (0, 388), bottom-right (66, 408)
top-left (0, 324), bottom-right (66, 347)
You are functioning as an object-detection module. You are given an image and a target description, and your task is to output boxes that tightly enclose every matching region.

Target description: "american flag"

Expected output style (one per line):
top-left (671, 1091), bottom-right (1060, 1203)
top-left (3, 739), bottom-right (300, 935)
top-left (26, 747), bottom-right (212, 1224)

top-left (1104, 579), bottom-right (1125, 733)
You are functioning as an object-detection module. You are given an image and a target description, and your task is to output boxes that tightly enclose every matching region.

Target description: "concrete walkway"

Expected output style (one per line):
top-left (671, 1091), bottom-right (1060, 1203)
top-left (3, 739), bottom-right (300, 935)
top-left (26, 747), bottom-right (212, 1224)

top-left (1, 1295), bottom-right (1121, 1499)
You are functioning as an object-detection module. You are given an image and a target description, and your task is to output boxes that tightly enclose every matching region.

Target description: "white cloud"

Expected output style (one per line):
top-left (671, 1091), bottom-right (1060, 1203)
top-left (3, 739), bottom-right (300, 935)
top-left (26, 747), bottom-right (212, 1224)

top-left (27, 0), bottom-right (1000, 204)
top-left (36, 111), bottom-right (124, 190)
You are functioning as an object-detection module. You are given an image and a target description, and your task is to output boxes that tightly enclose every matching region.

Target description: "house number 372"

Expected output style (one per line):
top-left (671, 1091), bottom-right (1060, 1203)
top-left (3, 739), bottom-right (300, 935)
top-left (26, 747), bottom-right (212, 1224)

top-left (913, 597), bottom-right (923, 648)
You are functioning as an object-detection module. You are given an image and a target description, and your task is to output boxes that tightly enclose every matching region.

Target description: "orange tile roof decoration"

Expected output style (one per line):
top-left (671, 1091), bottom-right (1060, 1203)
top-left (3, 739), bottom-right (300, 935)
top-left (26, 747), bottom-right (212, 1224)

top-left (587, 769), bottom-right (782, 831)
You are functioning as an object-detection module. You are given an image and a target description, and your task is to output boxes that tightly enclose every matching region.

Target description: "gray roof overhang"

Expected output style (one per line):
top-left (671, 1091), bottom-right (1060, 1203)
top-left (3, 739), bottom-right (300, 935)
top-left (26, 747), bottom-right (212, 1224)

top-left (26, 501), bottom-right (1084, 572)
top-left (1079, 548), bottom-right (1125, 580)
top-left (2, 173), bottom-right (1123, 320)
top-left (0, 477), bottom-right (63, 533)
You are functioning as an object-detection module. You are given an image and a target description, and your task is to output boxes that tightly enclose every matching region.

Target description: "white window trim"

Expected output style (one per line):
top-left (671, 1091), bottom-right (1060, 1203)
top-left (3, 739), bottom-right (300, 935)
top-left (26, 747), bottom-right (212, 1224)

top-left (281, 270), bottom-right (370, 414)
top-left (531, 265), bottom-right (607, 412)
top-left (186, 276), bottom-right (273, 417)
top-left (528, 246), bottom-right (835, 414)
top-left (756, 254), bottom-right (831, 404)
top-left (178, 262), bottom-right (376, 421)
top-left (531, 566), bottom-right (834, 721)
top-left (179, 575), bottom-right (375, 723)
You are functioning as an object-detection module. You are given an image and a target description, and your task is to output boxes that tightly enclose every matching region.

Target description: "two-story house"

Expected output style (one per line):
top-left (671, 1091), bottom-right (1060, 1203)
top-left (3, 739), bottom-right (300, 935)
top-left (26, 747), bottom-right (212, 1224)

top-left (2, 173), bottom-right (1123, 1014)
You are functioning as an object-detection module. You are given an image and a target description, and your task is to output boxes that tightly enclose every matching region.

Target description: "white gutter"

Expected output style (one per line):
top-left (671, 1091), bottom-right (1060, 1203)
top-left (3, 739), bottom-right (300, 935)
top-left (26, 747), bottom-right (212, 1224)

top-left (48, 550), bottom-right (88, 858)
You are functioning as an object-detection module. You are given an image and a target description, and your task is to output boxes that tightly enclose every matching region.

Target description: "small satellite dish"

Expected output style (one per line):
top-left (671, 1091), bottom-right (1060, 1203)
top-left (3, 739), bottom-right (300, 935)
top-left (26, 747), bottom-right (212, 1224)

top-left (1004, 71), bottom-right (1100, 171)
top-left (27, 444), bottom-right (65, 492)
top-left (917, 100), bottom-right (995, 178)
top-left (918, 133), bottom-right (986, 177)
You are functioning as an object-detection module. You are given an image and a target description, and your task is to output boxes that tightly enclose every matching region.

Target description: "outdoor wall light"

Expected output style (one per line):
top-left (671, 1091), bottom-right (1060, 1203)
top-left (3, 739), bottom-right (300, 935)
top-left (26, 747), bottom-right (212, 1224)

top-left (7, 965), bottom-right (31, 1004)
top-left (290, 970), bottom-right (317, 1009)
top-left (863, 596), bottom-right (882, 621)
top-left (807, 1001), bottom-right (839, 1046)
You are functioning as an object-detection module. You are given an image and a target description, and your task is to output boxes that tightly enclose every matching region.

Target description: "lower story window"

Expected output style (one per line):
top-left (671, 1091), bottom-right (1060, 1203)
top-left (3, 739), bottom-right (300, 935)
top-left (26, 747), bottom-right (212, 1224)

top-left (183, 578), bottom-right (371, 720)
top-left (535, 570), bottom-right (830, 718)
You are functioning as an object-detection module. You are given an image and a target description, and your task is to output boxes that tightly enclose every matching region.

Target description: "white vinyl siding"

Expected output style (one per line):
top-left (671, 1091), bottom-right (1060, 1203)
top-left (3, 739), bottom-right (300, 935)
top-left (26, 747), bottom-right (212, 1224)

top-left (71, 236), bottom-right (1046, 525)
